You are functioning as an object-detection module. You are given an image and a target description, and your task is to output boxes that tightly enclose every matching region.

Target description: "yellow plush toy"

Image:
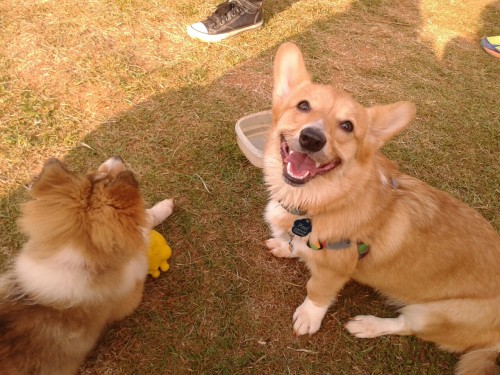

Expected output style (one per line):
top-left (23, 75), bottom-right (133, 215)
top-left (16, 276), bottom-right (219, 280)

top-left (147, 230), bottom-right (172, 278)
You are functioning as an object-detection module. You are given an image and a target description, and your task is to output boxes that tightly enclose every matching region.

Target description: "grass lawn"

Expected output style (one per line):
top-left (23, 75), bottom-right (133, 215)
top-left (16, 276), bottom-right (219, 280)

top-left (0, 0), bottom-right (498, 374)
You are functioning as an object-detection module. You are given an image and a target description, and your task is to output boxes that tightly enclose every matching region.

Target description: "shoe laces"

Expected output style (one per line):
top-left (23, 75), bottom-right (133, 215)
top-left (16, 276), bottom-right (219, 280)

top-left (208, 1), bottom-right (242, 27)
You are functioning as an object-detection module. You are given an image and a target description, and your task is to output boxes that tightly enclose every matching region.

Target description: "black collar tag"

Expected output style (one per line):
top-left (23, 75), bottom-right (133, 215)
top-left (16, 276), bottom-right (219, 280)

top-left (292, 219), bottom-right (312, 237)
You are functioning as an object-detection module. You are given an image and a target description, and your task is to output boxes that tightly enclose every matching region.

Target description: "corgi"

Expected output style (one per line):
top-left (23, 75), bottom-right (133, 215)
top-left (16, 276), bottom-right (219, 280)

top-left (0, 157), bottom-right (174, 375)
top-left (264, 42), bottom-right (500, 375)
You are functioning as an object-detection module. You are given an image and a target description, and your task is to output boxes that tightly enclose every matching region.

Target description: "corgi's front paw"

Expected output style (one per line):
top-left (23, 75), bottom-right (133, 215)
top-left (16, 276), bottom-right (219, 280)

top-left (292, 297), bottom-right (328, 336)
top-left (265, 238), bottom-right (293, 258)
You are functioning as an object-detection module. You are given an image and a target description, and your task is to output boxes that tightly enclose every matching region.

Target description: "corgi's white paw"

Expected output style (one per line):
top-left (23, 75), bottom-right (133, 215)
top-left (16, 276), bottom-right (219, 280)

top-left (265, 238), bottom-right (292, 258)
top-left (292, 297), bottom-right (328, 336)
top-left (345, 315), bottom-right (388, 338)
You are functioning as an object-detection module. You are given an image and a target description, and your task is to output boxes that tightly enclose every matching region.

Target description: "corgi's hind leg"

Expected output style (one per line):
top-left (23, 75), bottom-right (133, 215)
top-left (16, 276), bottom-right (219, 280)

top-left (345, 314), bottom-right (415, 338)
top-left (346, 299), bottom-right (500, 346)
top-left (345, 303), bottom-right (433, 338)
top-left (346, 300), bottom-right (500, 374)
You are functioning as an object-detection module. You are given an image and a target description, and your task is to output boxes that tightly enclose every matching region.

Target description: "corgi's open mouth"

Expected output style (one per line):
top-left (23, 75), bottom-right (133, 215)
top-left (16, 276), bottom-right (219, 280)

top-left (280, 138), bottom-right (340, 185)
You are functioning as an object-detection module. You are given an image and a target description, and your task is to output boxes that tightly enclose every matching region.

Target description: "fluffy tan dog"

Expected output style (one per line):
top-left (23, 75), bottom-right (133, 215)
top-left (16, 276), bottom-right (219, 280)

top-left (264, 42), bottom-right (500, 374)
top-left (0, 157), bottom-right (174, 375)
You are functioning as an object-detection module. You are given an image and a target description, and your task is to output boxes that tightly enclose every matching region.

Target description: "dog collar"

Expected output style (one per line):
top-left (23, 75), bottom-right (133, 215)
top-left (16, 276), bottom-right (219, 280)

top-left (307, 239), bottom-right (370, 259)
top-left (280, 201), bottom-right (307, 216)
top-left (288, 219), bottom-right (370, 260)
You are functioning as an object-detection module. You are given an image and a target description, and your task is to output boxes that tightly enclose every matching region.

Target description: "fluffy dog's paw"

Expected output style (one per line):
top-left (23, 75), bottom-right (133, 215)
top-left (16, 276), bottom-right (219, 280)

top-left (148, 199), bottom-right (174, 227)
top-left (345, 315), bottom-right (387, 338)
top-left (265, 238), bottom-right (292, 258)
top-left (156, 198), bottom-right (174, 217)
top-left (292, 297), bottom-right (328, 336)
top-left (155, 199), bottom-right (174, 219)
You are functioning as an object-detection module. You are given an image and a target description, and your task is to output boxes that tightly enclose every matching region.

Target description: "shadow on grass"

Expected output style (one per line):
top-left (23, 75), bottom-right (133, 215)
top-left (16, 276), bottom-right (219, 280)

top-left (1, 0), bottom-right (498, 374)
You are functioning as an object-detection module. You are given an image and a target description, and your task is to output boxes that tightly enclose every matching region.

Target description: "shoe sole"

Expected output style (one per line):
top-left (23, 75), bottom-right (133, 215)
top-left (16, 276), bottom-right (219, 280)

top-left (187, 21), bottom-right (263, 43)
top-left (480, 37), bottom-right (500, 59)
top-left (482, 46), bottom-right (500, 59)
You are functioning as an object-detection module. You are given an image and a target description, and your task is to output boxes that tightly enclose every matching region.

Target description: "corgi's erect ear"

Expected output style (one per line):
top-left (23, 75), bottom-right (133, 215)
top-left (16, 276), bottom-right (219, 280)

top-left (30, 158), bottom-right (74, 196)
top-left (367, 101), bottom-right (416, 150)
top-left (273, 42), bottom-right (311, 107)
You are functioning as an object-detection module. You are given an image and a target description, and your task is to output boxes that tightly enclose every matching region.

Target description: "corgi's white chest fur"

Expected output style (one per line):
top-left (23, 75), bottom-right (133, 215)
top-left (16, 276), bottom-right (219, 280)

top-left (14, 244), bottom-right (147, 306)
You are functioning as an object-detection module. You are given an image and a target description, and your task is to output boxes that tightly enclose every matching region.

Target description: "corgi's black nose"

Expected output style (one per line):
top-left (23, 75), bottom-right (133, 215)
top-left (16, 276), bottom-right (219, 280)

top-left (299, 127), bottom-right (326, 152)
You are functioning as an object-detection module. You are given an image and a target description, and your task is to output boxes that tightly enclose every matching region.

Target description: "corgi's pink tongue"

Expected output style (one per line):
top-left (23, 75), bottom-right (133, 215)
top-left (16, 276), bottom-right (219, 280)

top-left (284, 152), bottom-right (317, 176)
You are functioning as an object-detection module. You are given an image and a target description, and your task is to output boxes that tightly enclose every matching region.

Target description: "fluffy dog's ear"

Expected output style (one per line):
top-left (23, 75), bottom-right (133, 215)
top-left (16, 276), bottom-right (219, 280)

top-left (30, 159), bottom-right (74, 196)
top-left (273, 42), bottom-right (311, 107)
top-left (111, 170), bottom-right (138, 188)
top-left (104, 171), bottom-right (141, 209)
top-left (366, 101), bottom-right (416, 150)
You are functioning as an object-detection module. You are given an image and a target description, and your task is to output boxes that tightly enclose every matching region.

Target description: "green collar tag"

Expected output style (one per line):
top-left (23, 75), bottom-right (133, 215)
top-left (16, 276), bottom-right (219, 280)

top-left (357, 243), bottom-right (370, 258)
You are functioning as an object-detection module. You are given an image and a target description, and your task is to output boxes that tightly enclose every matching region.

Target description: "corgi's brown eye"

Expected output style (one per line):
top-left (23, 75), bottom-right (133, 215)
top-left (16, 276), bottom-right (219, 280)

top-left (297, 100), bottom-right (310, 112)
top-left (340, 121), bottom-right (354, 132)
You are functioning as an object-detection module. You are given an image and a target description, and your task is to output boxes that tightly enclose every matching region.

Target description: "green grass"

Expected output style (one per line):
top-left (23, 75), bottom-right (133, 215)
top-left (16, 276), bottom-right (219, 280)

top-left (1, 0), bottom-right (499, 373)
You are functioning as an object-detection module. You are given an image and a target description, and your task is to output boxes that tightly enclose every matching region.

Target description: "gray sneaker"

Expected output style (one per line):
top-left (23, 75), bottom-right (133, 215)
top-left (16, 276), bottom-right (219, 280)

top-left (187, 1), bottom-right (263, 42)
